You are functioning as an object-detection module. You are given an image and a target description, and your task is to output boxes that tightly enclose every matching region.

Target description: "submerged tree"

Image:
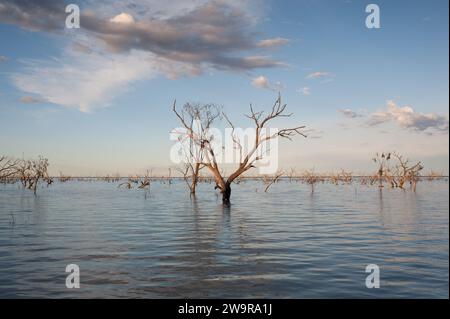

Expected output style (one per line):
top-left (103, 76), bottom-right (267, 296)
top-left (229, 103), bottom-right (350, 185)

top-left (26, 156), bottom-right (52, 195)
top-left (391, 152), bottom-right (423, 191)
top-left (372, 152), bottom-right (424, 191)
top-left (1, 155), bottom-right (52, 194)
top-left (173, 94), bottom-right (306, 205)
top-left (173, 102), bottom-right (222, 195)
top-left (263, 170), bottom-right (284, 192)
top-left (0, 156), bottom-right (20, 182)
top-left (372, 152), bottom-right (391, 188)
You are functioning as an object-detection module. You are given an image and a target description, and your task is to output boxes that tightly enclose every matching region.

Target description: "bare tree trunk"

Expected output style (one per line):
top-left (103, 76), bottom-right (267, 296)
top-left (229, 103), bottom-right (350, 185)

top-left (191, 163), bottom-right (200, 195)
top-left (378, 168), bottom-right (383, 188)
top-left (222, 182), bottom-right (231, 206)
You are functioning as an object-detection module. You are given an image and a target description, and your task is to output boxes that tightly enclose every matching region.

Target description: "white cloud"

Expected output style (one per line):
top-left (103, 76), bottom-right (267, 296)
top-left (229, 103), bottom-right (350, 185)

top-left (251, 75), bottom-right (270, 89)
top-left (250, 75), bottom-right (284, 91)
top-left (110, 13), bottom-right (135, 24)
top-left (297, 86), bottom-right (310, 96)
top-left (367, 100), bottom-right (449, 133)
top-left (0, 55), bottom-right (7, 62)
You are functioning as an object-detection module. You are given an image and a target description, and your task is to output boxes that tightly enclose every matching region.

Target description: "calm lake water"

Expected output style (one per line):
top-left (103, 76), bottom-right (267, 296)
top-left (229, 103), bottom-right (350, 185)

top-left (0, 180), bottom-right (448, 298)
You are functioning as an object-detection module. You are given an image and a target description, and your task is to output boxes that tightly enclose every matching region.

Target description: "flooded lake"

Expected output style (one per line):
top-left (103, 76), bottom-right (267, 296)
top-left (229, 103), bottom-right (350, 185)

top-left (0, 180), bottom-right (448, 298)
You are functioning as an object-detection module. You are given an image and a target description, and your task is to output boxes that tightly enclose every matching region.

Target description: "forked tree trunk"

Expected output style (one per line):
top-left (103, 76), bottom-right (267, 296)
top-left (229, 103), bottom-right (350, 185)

top-left (222, 182), bottom-right (231, 206)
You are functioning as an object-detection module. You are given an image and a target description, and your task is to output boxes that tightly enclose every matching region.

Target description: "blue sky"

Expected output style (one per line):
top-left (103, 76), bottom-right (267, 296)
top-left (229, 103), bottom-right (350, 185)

top-left (0, 0), bottom-right (448, 176)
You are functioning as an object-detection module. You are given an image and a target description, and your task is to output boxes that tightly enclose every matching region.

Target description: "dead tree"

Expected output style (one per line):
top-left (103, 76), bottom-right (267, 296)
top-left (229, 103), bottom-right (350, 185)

top-left (0, 156), bottom-right (20, 182)
top-left (264, 171), bottom-right (284, 192)
top-left (172, 102), bottom-right (222, 195)
top-left (11, 156), bottom-right (52, 194)
top-left (173, 94), bottom-right (306, 205)
top-left (303, 169), bottom-right (320, 194)
top-left (372, 152), bottom-right (392, 188)
top-left (392, 153), bottom-right (423, 191)
top-left (28, 157), bottom-right (52, 194)
top-left (177, 162), bottom-right (204, 195)
top-left (287, 167), bottom-right (296, 182)
top-left (138, 170), bottom-right (151, 189)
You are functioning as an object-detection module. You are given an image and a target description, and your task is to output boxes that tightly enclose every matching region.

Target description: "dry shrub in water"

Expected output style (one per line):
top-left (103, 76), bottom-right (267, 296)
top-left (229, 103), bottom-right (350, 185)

top-left (1, 156), bottom-right (52, 194)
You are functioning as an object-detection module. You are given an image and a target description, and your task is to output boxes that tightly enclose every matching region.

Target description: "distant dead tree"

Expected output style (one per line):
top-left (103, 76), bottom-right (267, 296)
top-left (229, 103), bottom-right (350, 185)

top-left (391, 152), bottom-right (423, 191)
top-left (118, 180), bottom-right (133, 189)
top-left (287, 167), bottom-right (296, 182)
top-left (372, 152), bottom-right (424, 192)
top-left (59, 171), bottom-right (72, 183)
top-left (119, 170), bottom-right (151, 190)
top-left (28, 156), bottom-right (52, 194)
top-left (138, 170), bottom-right (151, 189)
top-left (173, 94), bottom-right (306, 205)
top-left (0, 156), bottom-right (20, 182)
top-left (167, 168), bottom-right (173, 185)
top-left (372, 152), bottom-right (392, 188)
top-left (339, 169), bottom-right (353, 184)
top-left (302, 169), bottom-right (321, 193)
top-left (264, 170), bottom-right (284, 192)
top-left (427, 170), bottom-right (444, 181)
top-left (8, 156), bottom-right (52, 194)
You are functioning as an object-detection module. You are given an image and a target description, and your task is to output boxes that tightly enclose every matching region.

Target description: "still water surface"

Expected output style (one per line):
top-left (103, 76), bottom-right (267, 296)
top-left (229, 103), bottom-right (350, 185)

top-left (0, 180), bottom-right (448, 298)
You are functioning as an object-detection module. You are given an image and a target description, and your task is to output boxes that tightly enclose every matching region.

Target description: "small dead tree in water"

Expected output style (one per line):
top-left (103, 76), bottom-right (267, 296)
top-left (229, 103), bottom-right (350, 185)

top-left (303, 169), bottom-right (320, 193)
top-left (12, 156), bottom-right (52, 194)
top-left (339, 169), bottom-right (353, 184)
top-left (372, 152), bottom-right (392, 188)
top-left (59, 172), bottom-right (72, 183)
top-left (372, 152), bottom-right (424, 191)
top-left (177, 162), bottom-right (205, 195)
top-left (0, 156), bottom-right (20, 182)
top-left (264, 171), bottom-right (284, 192)
top-left (173, 94), bottom-right (306, 205)
top-left (391, 153), bottom-right (423, 191)
top-left (138, 170), bottom-right (151, 189)
top-left (167, 168), bottom-right (173, 185)
top-left (427, 170), bottom-right (444, 181)
top-left (287, 167), bottom-right (296, 182)
top-left (118, 180), bottom-right (133, 189)
top-left (173, 102), bottom-right (221, 195)
top-left (28, 157), bottom-right (52, 194)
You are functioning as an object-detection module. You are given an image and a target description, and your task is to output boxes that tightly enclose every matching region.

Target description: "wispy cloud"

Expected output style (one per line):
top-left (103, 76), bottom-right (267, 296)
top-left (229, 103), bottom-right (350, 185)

top-left (296, 86), bottom-right (311, 96)
top-left (257, 37), bottom-right (290, 48)
top-left (20, 96), bottom-right (47, 104)
top-left (0, 55), bottom-right (8, 62)
top-left (338, 108), bottom-right (362, 118)
top-left (12, 49), bottom-right (158, 112)
top-left (306, 71), bottom-right (331, 79)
